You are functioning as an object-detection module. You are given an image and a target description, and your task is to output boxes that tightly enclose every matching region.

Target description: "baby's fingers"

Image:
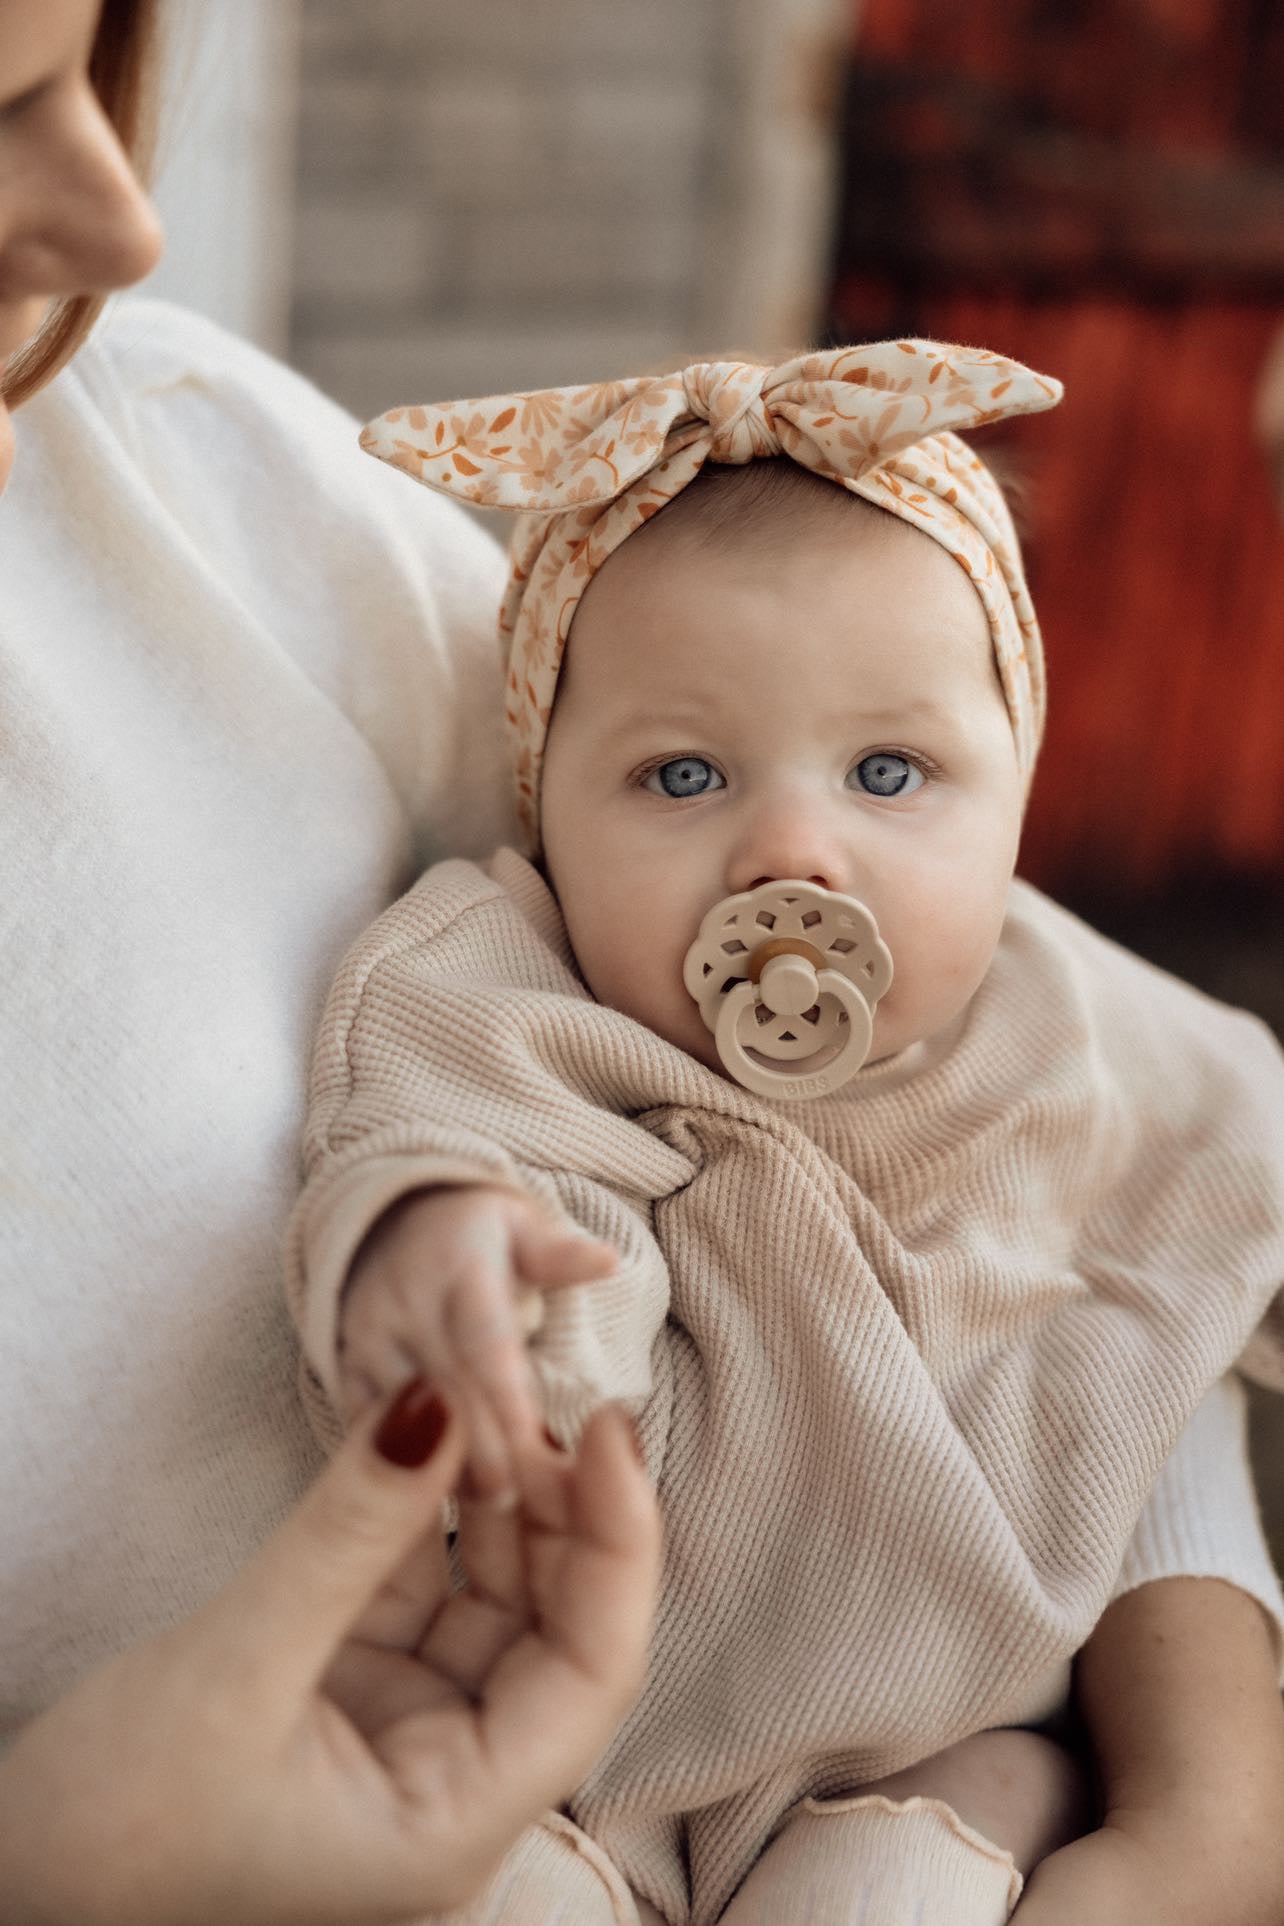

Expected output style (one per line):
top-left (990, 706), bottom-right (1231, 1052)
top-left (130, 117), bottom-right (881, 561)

top-left (339, 1301), bottom-right (429, 1424)
top-left (510, 1217), bottom-right (617, 1290)
top-left (446, 1273), bottom-right (540, 1457)
top-left (455, 1383), bottom-right (520, 1509)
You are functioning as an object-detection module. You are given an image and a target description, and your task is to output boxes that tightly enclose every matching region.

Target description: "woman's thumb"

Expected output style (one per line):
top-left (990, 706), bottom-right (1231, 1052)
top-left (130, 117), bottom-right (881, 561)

top-left (208, 1382), bottom-right (463, 1699)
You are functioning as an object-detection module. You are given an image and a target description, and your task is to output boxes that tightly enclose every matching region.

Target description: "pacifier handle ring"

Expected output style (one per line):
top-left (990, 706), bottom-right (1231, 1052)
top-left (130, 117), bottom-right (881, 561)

top-left (714, 970), bottom-right (873, 1100)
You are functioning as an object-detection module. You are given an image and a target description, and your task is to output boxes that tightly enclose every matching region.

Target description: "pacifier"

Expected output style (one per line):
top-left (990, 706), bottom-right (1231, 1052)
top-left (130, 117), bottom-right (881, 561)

top-left (682, 880), bottom-right (893, 1100)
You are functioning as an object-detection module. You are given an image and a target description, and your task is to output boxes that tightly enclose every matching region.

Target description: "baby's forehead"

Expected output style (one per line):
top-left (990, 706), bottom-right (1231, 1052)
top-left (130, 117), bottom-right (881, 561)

top-left (577, 474), bottom-right (983, 646)
top-left (575, 465), bottom-right (910, 634)
top-left (571, 576), bottom-right (994, 723)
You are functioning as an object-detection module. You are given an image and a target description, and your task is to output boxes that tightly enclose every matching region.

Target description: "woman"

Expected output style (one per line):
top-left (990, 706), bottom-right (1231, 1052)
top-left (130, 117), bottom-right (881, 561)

top-left (0, 2), bottom-right (658, 1920)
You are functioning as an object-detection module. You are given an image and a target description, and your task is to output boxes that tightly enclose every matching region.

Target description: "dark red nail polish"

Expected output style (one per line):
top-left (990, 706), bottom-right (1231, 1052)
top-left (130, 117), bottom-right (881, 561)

top-left (542, 1425), bottom-right (568, 1454)
top-left (374, 1379), bottom-right (448, 1468)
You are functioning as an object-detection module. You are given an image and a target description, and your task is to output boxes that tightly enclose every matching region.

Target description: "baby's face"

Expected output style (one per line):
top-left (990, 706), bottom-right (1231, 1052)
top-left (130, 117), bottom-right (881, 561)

top-left (540, 503), bottom-right (1024, 1074)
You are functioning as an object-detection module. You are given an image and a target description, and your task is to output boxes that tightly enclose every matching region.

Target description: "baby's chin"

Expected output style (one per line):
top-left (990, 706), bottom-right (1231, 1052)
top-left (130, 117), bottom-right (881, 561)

top-left (648, 997), bottom-right (722, 1072)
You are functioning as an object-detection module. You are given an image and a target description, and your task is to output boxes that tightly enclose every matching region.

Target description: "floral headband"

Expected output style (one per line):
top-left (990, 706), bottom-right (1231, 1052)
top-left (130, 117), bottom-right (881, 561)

top-left (361, 340), bottom-right (1063, 851)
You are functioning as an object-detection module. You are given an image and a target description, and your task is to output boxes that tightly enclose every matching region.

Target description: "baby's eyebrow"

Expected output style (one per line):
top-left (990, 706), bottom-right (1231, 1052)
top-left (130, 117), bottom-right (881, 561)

top-left (836, 696), bottom-right (960, 730)
top-left (594, 694), bottom-right (962, 744)
top-left (596, 706), bottom-right (716, 743)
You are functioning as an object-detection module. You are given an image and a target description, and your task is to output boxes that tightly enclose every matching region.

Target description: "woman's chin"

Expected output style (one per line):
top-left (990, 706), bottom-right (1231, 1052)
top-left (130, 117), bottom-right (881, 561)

top-left (0, 402), bottom-right (15, 496)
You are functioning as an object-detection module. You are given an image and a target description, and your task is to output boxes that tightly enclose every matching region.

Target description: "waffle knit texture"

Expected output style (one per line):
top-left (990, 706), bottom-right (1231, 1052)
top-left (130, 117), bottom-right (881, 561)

top-left (288, 849), bottom-right (1284, 1925)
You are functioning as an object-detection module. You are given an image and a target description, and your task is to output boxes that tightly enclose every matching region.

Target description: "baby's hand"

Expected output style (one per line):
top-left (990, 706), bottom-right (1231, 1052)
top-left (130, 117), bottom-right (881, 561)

top-left (339, 1186), bottom-right (617, 1505)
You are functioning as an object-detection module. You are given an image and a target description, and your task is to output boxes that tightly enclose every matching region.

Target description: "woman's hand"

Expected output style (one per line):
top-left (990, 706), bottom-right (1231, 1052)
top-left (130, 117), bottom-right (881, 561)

top-left (0, 1383), bottom-right (659, 1926)
top-left (1014, 1820), bottom-right (1189, 1922)
top-left (1018, 1576), bottom-right (1284, 1926)
top-left (1015, 1807), bottom-right (1279, 1925)
top-left (341, 1185), bottom-right (618, 1504)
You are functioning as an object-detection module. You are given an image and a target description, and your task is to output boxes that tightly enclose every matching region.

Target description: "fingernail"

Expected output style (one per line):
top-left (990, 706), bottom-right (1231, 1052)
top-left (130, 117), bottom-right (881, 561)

top-left (542, 1425), bottom-right (568, 1454)
top-left (628, 1418), bottom-right (646, 1466)
top-left (374, 1379), bottom-right (449, 1468)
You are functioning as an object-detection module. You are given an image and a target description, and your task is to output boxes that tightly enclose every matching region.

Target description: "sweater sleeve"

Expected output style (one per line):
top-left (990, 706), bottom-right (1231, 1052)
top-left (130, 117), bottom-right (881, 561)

top-left (284, 856), bottom-right (686, 1444)
top-left (1110, 1374), bottom-right (1284, 1676)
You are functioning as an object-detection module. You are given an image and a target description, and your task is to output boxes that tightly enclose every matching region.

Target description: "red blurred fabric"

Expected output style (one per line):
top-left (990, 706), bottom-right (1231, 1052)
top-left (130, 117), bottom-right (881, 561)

top-left (833, 0), bottom-right (1284, 893)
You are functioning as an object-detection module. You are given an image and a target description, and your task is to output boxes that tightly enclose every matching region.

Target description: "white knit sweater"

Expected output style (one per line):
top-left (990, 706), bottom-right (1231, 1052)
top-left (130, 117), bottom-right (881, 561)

top-left (291, 849), bottom-right (1284, 1924)
top-left (0, 300), bottom-right (513, 1742)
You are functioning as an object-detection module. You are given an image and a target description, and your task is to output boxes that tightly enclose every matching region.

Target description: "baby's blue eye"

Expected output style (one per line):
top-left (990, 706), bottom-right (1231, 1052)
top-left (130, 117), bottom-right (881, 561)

top-left (850, 753), bottom-right (924, 798)
top-left (645, 756), bottom-right (725, 798)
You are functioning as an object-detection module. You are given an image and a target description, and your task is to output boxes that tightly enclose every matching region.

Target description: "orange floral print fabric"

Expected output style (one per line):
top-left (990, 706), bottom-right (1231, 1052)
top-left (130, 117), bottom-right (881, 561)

top-left (360, 340), bottom-right (1063, 851)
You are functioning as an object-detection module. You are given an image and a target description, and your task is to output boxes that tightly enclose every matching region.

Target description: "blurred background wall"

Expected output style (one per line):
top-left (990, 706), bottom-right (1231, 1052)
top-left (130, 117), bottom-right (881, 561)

top-left (146, 0), bottom-right (1281, 1563)
top-left (288, 0), bottom-right (846, 416)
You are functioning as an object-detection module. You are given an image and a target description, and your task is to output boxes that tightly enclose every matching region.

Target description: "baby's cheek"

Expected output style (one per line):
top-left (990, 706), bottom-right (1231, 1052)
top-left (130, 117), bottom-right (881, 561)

top-left (879, 898), bottom-right (998, 1046)
top-left (583, 922), bottom-right (715, 1062)
top-left (926, 901), bottom-right (1006, 1015)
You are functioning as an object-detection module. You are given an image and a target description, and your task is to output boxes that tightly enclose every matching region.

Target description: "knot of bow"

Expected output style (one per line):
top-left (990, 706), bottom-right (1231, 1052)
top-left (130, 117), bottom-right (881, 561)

top-left (682, 361), bottom-right (778, 465)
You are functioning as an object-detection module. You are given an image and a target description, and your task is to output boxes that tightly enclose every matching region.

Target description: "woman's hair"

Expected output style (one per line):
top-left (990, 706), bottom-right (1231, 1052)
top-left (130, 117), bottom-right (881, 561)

top-left (1, 0), bottom-right (162, 407)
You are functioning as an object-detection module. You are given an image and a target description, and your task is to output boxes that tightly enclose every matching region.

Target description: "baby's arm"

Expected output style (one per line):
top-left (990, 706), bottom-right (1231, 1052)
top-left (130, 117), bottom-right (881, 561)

top-left (1016, 1573), bottom-right (1284, 1923)
top-left (287, 858), bottom-right (678, 1492)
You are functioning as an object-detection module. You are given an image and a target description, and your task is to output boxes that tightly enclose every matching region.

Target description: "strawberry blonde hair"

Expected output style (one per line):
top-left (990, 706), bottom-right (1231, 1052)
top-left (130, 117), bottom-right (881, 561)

top-left (1, 0), bottom-right (162, 407)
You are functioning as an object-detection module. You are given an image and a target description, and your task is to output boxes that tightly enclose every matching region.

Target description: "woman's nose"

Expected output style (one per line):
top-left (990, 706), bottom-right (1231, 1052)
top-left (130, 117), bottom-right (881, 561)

top-left (3, 81), bottom-right (163, 303)
top-left (725, 800), bottom-right (850, 897)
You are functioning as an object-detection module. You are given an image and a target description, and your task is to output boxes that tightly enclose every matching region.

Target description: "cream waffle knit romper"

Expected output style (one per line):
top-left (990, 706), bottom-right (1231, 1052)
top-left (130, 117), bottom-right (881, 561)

top-left (289, 850), bottom-right (1284, 1925)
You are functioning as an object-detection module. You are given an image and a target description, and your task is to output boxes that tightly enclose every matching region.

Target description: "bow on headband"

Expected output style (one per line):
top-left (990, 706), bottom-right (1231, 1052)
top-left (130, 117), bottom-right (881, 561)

top-left (361, 340), bottom-right (1063, 851)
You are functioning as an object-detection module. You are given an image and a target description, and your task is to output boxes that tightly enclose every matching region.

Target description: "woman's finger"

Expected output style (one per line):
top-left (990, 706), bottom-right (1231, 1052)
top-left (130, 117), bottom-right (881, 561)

top-left (451, 1482), bottom-right (532, 1617)
top-left (374, 1404), bottom-right (659, 1849)
top-left (475, 1406), bottom-right (660, 1788)
top-left (324, 1628), bottom-right (456, 1738)
top-left (408, 1447), bottom-right (562, 1700)
top-left (340, 1512), bottom-right (453, 1654)
top-left (199, 1380), bottom-right (464, 1705)
top-left (536, 1405), bottom-right (658, 1677)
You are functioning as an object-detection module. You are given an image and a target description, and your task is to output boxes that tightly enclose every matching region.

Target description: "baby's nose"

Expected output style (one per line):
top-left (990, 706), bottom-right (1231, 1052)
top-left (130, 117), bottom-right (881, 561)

top-left (726, 808), bottom-right (849, 899)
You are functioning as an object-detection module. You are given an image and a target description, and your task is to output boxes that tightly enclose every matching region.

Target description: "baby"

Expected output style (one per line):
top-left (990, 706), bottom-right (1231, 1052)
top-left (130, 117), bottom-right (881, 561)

top-left (288, 343), bottom-right (1284, 1925)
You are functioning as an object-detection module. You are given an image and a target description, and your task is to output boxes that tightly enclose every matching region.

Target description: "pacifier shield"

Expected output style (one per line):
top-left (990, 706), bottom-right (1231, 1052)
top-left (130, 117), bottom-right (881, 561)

top-left (682, 881), bottom-right (893, 1100)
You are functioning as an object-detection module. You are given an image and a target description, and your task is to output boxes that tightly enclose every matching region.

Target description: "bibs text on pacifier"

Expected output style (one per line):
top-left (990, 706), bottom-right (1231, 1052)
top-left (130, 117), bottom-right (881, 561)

top-left (682, 880), bottom-right (893, 1100)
